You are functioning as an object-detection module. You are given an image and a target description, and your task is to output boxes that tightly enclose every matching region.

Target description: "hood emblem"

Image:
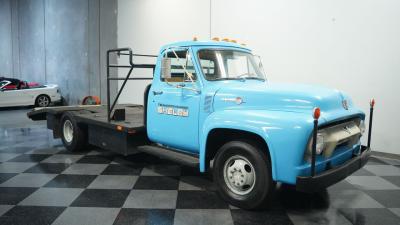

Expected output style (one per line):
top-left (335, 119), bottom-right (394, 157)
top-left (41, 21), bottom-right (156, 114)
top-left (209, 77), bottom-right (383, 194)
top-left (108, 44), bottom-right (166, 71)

top-left (222, 97), bottom-right (244, 105)
top-left (342, 100), bottom-right (349, 110)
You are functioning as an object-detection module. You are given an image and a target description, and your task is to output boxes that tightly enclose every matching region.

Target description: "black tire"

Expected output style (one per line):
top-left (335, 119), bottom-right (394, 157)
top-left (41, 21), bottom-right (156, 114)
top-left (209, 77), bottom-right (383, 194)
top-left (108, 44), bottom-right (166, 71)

top-left (35, 94), bottom-right (51, 107)
top-left (60, 112), bottom-right (87, 152)
top-left (213, 140), bottom-right (274, 209)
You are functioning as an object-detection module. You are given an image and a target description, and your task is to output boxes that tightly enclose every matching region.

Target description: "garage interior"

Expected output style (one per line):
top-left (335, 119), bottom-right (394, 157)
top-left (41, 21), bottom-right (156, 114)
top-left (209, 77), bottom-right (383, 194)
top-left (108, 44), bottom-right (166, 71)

top-left (1, 0), bottom-right (400, 225)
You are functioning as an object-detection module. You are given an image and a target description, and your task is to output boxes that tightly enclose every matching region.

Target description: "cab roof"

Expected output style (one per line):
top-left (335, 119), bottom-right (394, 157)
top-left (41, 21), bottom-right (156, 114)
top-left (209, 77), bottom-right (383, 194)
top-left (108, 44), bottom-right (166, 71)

top-left (160, 40), bottom-right (251, 53)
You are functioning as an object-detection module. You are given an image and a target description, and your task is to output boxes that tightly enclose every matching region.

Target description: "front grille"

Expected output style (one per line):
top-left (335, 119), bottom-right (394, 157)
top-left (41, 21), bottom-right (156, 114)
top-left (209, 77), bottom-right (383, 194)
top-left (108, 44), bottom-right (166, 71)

top-left (305, 117), bottom-right (362, 161)
top-left (320, 118), bottom-right (361, 157)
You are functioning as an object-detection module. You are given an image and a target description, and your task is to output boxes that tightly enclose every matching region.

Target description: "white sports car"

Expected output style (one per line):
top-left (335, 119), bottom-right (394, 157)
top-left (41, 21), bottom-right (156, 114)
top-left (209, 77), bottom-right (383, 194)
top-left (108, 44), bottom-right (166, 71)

top-left (0, 78), bottom-right (62, 107)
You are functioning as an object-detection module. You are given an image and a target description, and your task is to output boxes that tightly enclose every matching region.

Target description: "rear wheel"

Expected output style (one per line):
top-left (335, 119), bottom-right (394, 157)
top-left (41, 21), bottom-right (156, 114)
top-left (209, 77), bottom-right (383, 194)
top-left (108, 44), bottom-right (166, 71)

top-left (35, 95), bottom-right (51, 107)
top-left (60, 112), bottom-right (87, 152)
top-left (213, 140), bottom-right (274, 209)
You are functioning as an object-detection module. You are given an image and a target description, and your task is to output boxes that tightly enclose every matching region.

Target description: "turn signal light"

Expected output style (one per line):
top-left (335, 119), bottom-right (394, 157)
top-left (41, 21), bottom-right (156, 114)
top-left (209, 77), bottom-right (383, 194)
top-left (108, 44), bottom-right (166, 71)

top-left (116, 125), bottom-right (123, 131)
top-left (313, 107), bottom-right (321, 120)
top-left (212, 37), bottom-right (220, 41)
top-left (222, 38), bottom-right (230, 42)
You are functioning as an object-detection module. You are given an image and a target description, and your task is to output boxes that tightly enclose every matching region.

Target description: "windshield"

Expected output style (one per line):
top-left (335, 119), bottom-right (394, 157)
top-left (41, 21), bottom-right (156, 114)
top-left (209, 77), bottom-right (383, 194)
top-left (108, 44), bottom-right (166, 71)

top-left (198, 49), bottom-right (266, 81)
top-left (0, 81), bottom-right (9, 89)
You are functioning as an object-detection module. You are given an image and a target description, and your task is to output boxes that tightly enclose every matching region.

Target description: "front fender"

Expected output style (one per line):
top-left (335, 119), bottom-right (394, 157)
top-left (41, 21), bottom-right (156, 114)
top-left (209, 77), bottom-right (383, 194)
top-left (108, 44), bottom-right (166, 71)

top-left (200, 109), bottom-right (314, 183)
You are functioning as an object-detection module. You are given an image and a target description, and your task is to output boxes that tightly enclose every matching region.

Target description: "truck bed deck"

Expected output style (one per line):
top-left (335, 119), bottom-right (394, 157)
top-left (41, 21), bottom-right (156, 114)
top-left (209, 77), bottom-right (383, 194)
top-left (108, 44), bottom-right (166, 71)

top-left (27, 103), bottom-right (199, 166)
top-left (28, 104), bottom-right (145, 132)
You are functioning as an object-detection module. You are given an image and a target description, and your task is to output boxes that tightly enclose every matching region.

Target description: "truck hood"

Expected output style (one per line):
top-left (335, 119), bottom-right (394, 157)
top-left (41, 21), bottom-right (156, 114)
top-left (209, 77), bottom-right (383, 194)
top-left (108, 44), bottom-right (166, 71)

top-left (213, 82), bottom-right (354, 114)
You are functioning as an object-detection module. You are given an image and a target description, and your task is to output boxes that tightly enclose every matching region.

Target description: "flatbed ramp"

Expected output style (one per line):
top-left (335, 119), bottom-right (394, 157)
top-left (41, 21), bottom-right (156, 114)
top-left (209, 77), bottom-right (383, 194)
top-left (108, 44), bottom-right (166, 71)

top-left (28, 104), bottom-right (144, 129)
top-left (27, 104), bottom-right (199, 165)
top-left (28, 104), bottom-right (148, 155)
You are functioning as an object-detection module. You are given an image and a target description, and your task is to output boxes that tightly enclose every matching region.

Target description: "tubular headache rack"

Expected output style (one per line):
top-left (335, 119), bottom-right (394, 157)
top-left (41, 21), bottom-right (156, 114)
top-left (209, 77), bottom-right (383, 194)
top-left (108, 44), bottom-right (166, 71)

top-left (106, 47), bottom-right (157, 122)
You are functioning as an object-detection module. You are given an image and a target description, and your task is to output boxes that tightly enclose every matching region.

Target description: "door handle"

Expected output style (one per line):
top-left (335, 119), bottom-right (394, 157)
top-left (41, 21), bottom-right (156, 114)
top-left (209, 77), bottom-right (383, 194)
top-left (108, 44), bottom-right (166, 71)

top-left (153, 90), bottom-right (163, 95)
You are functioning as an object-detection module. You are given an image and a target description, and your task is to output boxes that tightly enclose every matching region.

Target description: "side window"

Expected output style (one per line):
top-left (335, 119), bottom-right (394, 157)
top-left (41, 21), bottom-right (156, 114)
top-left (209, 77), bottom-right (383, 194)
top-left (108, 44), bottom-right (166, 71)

top-left (161, 49), bottom-right (197, 83)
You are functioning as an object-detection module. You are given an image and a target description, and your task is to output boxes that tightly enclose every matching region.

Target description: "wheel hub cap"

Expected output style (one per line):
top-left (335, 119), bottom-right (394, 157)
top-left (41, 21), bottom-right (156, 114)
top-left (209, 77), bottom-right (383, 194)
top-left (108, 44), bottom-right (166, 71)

top-left (38, 96), bottom-right (49, 107)
top-left (223, 155), bottom-right (256, 195)
top-left (63, 120), bottom-right (73, 143)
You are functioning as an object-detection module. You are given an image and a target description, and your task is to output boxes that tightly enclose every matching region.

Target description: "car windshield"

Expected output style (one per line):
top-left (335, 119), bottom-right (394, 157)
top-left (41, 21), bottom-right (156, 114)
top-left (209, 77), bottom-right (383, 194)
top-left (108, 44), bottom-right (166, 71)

top-left (0, 81), bottom-right (8, 89)
top-left (198, 49), bottom-right (266, 81)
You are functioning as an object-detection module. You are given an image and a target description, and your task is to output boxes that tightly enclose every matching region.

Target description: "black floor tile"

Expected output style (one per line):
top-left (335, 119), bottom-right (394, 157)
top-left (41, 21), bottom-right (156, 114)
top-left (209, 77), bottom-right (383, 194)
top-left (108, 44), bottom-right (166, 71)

top-left (7, 154), bottom-right (49, 162)
top-left (101, 164), bottom-right (143, 175)
top-left (24, 163), bottom-right (70, 174)
top-left (0, 173), bottom-right (18, 183)
top-left (382, 176), bottom-right (400, 187)
top-left (176, 190), bottom-right (229, 209)
top-left (115, 153), bottom-right (166, 165)
top-left (134, 176), bottom-right (179, 190)
top-left (0, 187), bottom-right (38, 204)
top-left (113, 208), bottom-right (175, 225)
top-left (364, 190), bottom-right (400, 208)
top-left (0, 206), bottom-right (65, 225)
top-left (56, 149), bottom-right (90, 155)
top-left (70, 189), bottom-right (130, 208)
top-left (44, 174), bottom-right (97, 188)
top-left (231, 209), bottom-right (293, 225)
top-left (76, 155), bottom-right (113, 164)
top-left (340, 208), bottom-right (400, 225)
top-left (277, 185), bottom-right (330, 211)
top-left (180, 165), bottom-right (207, 176)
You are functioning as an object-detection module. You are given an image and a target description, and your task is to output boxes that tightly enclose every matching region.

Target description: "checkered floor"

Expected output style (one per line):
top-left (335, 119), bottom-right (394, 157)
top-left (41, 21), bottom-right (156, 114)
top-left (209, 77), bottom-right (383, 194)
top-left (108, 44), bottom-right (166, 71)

top-left (1, 125), bottom-right (400, 225)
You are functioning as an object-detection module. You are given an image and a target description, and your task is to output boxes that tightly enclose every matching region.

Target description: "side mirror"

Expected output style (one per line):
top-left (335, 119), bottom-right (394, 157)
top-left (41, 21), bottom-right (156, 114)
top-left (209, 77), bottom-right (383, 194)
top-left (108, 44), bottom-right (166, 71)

top-left (161, 58), bottom-right (171, 79)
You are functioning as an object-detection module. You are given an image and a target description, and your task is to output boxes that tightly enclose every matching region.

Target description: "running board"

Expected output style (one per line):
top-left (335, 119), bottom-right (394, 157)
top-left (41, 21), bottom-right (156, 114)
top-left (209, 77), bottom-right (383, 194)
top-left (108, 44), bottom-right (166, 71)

top-left (136, 145), bottom-right (199, 167)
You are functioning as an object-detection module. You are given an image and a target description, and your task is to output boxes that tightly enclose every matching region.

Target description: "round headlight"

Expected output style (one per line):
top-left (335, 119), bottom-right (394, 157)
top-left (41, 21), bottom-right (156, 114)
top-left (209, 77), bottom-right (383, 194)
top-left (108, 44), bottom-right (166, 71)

top-left (315, 133), bottom-right (325, 154)
top-left (308, 132), bottom-right (325, 155)
top-left (359, 120), bottom-right (366, 135)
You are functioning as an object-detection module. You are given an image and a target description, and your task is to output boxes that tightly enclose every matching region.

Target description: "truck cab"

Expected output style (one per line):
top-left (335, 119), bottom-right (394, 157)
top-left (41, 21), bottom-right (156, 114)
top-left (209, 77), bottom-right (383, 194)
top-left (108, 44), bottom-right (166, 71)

top-left (28, 40), bottom-right (373, 209)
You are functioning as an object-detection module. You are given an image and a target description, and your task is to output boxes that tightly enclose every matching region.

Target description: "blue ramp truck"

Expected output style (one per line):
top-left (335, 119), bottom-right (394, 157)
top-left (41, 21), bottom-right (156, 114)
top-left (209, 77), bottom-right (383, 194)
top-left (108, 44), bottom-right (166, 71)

top-left (28, 40), bottom-right (374, 209)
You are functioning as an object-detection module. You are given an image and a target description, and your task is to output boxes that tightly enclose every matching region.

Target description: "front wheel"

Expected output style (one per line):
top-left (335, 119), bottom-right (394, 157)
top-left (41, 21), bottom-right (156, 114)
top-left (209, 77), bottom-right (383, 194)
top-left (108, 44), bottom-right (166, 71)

top-left (213, 140), bottom-right (274, 209)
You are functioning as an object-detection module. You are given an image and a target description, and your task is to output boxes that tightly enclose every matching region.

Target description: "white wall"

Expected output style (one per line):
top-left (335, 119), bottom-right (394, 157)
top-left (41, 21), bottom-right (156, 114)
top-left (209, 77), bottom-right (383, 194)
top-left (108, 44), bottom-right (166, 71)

top-left (117, 0), bottom-right (210, 104)
top-left (118, 0), bottom-right (400, 155)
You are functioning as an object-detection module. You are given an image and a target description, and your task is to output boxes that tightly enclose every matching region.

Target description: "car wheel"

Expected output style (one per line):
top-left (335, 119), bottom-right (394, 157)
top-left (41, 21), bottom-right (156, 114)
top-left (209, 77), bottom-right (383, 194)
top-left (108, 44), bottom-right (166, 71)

top-left (36, 95), bottom-right (51, 107)
top-left (60, 112), bottom-right (87, 152)
top-left (213, 140), bottom-right (274, 209)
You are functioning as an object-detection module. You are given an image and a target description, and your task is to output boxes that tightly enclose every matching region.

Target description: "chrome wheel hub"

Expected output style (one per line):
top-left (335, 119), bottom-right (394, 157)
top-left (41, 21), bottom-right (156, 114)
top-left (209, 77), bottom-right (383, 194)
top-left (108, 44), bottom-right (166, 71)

top-left (38, 96), bottom-right (49, 107)
top-left (223, 155), bottom-right (256, 195)
top-left (63, 120), bottom-right (73, 144)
